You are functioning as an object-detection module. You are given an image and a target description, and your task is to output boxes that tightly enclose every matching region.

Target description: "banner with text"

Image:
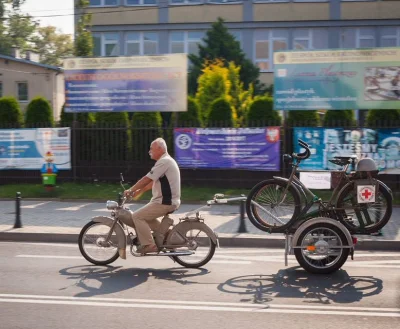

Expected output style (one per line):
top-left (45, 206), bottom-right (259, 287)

top-left (293, 127), bottom-right (400, 174)
top-left (63, 54), bottom-right (187, 113)
top-left (0, 128), bottom-right (71, 170)
top-left (174, 127), bottom-right (281, 171)
top-left (274, 47), bottom-right (400, 110)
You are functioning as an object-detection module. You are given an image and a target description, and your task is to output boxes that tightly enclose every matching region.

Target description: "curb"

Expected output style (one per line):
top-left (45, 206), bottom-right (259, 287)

top-left (1, 232), bottom-right (399, 251)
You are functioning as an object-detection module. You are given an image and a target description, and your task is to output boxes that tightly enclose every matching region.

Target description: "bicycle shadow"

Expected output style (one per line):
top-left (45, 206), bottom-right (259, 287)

top-left (59, 265), bottom-right (210, 298)
top-left (218, 266), bottom-right (383, 305)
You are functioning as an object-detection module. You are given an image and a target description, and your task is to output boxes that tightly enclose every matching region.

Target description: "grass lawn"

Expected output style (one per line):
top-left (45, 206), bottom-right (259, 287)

top-left (0, 182), bottom-right (398, 205)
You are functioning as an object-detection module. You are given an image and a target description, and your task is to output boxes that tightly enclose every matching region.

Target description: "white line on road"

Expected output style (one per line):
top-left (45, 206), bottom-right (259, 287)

top-left (21, 202), bottom-right (52, 209)
top-left (0, 294), bottom-right (399, 317)
top-left (56, 204), bottom-right (91, 211)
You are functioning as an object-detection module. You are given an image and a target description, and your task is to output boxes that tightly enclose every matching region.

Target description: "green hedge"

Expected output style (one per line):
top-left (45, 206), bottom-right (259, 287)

top-left (246, 96), bottom-right (281, 126)
top-left (207, 97), bottom-right (235, 127)
top-left (287, 110), bottom-right (320, 127)
top-left (366, 109), bottom-right (400, 127)
top-left (323, 110), bottom-right (355, 127)
top-left (25, 97), bottom-right (54, 127)
top-left (0, 97), bottom-right (23, 128)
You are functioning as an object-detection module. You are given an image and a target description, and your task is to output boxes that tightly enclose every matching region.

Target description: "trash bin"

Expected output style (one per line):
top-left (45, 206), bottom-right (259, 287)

top-left (42, 173), bottom-right (57, 186)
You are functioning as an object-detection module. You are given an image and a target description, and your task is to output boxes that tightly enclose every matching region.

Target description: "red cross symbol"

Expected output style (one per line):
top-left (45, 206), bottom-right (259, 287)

top-left (362, 189), bottom-right (372, 200)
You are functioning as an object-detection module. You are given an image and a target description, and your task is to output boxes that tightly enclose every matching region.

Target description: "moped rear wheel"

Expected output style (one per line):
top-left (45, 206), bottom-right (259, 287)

top-left (172, 227), bottom-right (216, 268)
top-left (79, 221), bottom-right (120, 266)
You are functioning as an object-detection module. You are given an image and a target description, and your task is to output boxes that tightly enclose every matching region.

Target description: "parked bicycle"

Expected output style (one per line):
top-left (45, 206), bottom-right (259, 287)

top-left (245, 139), bottom-right (393, 274)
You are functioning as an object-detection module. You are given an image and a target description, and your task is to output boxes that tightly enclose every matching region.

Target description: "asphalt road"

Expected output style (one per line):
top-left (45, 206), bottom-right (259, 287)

top-left (1, 242), bottom-right (399, 329)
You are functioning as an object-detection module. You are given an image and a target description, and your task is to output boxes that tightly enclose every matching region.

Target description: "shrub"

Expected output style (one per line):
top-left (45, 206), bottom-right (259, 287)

top-left (0, 97), bottom-right (23, 128)
top-left (207, 97), bottom-right (235, 127)
top-left (131, 112), bottom-right (163, 161)
top-left (246, 96), bottom-right (281, 126)
top-left (366, 109), bottom-right (400, 127)
top-left (59, 103), bottom-right (95, 127)
top-left (172, 97), bottom-right (202, 127)
top-left (287, 110), bottom-right (320, 127)
top-left (323, 110), bottom-right (355, 127)
top-left (25, 96), bottom-right (54, 127)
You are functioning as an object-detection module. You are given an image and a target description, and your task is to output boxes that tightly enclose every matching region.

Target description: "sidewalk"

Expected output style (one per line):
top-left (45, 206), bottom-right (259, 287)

top-left (0, 200), bottom-right (399, 251)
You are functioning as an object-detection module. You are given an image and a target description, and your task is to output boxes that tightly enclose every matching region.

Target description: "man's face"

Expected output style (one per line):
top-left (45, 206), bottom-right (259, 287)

top-left (149, 142), bottom-right (162, 160)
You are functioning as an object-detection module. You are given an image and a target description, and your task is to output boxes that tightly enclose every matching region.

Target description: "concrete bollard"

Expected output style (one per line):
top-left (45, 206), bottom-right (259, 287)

top-left (237, 198), bottom-right (248, 233)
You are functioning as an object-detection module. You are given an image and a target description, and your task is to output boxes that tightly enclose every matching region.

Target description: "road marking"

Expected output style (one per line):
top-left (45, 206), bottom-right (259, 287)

top-left (0, 294), bottom-right (399, 317)
top-left (16, 255), bottom-right (82, 259)
top-left (21, 202), bottom-right (52, 209)
top-left (56, 204), bottom-right (91, 211)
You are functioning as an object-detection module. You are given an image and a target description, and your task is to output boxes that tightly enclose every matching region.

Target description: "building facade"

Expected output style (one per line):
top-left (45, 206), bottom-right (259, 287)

top-left (82, 0), bottom-right (400, 86)
top-left (0, 52), bottom-right (65, 121)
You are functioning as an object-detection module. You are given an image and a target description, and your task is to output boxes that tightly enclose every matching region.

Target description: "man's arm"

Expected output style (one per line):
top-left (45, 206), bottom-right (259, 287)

top-left (127, 176), bottom-right (153, 195)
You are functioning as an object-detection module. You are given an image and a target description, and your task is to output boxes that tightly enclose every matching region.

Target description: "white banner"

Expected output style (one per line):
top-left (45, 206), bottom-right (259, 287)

top-left (299, 172), bottom-right (331, 189)
top-left (0, 128), bottom-right (71, 170)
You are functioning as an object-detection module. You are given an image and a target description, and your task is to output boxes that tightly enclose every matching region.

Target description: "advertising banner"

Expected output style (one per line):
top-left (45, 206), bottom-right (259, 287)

top-left (293, 127), bottom-right (400, 174)
top-left (274, 47), bottom-right (400, 110)
top-left (63, 54), bottom-right (187, 113)
top-left (0, 128), bottom-right (71, 170)
top-left (174, 127), bottom-right (281, 171)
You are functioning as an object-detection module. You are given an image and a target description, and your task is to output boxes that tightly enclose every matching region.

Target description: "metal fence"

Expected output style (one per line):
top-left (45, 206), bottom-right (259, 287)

top-left (0, 120), bottom-right (399, 190)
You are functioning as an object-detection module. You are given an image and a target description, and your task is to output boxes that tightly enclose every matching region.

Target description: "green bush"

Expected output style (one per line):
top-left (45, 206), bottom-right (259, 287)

top-left (131, 112), bottom-right (163, 161)
top-left (60, 103), bottom-right (95, 127)
top-left (172, 97), bottom-right (202, 127)
top-left (0, 97), bottom-right (23, 128)
top-left (246, 96), bottom-right (281, 126)
top-left (25, 96), bottom-right (54, 127)
top-left (323, 110), bottom-right (355, 127)
top-left (92, 112), bottom-right (131, 161)
top-left (366, 109), bottom-right (400, 127)
top-left (207, 97), bottom-right (235, 127)
top-left (287, 110), bottom-right (320, 127)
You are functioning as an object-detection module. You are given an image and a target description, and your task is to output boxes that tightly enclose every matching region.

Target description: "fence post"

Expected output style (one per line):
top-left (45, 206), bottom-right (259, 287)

top-left (72, 114), bottom-right (77, 182)
top-left (237, 197), bottom-right (247, 233)
top-left (14, 192), bottom-right (22, 228)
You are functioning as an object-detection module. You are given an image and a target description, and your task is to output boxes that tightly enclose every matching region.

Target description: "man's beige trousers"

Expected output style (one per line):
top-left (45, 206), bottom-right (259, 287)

top-left (121, 202), bottom-right (177, 246)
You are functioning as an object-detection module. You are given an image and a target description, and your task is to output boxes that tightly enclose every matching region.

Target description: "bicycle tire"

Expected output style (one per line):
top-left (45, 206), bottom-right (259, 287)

top-left (246, 179), bottom-right (301, 233)
top-left (335, 181), bottom-right (392, 234)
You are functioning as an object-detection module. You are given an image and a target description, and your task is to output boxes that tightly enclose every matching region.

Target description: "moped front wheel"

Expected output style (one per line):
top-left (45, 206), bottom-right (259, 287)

top-left (172, 227), bottom-right (216, 268)
top-left (79, 221), bottom-right (120, 266)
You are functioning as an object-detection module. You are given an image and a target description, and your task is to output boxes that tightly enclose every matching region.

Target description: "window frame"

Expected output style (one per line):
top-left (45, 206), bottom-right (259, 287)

top-left (293, 28), bottom-right (329, 50)
top-left (169, 31), bottom-right (204, 55)
top-left (254, 29), bottom-right (289, 73)
top-left (89, 0), bottom-right (119, 7)
top-left (92, 32), bottom-right (120, 57)
top-left (340, 27), bottom-right (376, 49)
top-left (169, 0), bottom-right (203, 5)
top-left (381, 27), bottom-right (400, 47)
top-left (125, 32), bottom-right (159, 56)
top-left (16, 82), bottom-right (28, 102)
top-left (125, 0), bottom-right (157, 6)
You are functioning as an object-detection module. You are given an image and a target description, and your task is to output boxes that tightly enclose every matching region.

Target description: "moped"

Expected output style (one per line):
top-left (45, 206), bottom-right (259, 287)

top-left (78, 174), bottom-right (235, 268)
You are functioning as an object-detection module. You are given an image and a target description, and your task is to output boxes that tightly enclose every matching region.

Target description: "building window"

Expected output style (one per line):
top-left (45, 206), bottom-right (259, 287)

top-left (293, 28), bottom-right (329, 50)
top-left (126, 0), bottom-right (156, 5)
top-left (92, 33), bottom-right (120, 56)
top-left (340, 28), bottom-right (375, 48)
top-left (381, 27), bottom-right (400, 47)
top-left (17, 82), bottom-right (28, 101)
top-left (170, 0), bottom-right (202, 4)
top-left (125, 32), bottom-right (158, 55)
top-left (89, 0), bottom-right (119, 6)
top-left (170, 31), bottom-right (204, 57)
top-left (0, 82), bottom-right (2, 98)
top-left (208, 0), bottom-right (242, 3)
top-left (254, 29), bottom-right (288, 72)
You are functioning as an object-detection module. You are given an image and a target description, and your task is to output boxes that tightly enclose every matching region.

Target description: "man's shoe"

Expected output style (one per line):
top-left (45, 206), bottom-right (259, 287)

top-left (137, 244), bottom-right (158, 255)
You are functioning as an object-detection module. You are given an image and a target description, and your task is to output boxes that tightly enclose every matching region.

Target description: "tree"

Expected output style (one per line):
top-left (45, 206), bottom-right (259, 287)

top-left (74, 0), bottom-right (93, 57)
top-left (287, 110), bottom-right (320, 127)
top-left (208, 98), bottom-right (235, 127)
top-left (247, 96), bottom-right (281, 126)
top-left (25, 96), bottom-right (54, 127)
top-left (0, 96), bottom-right (23, 127)
top-left (323, 110), bottom-right (355, 127)
top-left (195, 59), bottom-right (231, 122)
top-left (366, 109), bottom-right (400, 127)
top-left (189, 17), bottom-right (260, 95)
top-left (32, 26), bottom-right (74, 66)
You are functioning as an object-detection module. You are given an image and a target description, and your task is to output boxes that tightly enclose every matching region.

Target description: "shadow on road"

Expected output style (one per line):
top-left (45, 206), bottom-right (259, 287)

top-left (59, 265), bottom-right (210, 297)
top-left (218, 267), bottom-right (383, 305)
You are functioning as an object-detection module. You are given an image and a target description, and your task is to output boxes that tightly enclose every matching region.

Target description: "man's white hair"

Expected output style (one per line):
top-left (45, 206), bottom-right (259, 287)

top-left (152, 137), bottom-right (167, 152)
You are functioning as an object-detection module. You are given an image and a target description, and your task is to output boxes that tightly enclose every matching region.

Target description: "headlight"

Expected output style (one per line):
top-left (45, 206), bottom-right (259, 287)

top-left (106, 200), bottom-right (118, 210)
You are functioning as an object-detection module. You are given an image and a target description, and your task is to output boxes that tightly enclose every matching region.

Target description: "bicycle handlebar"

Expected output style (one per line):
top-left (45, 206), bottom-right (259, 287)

top-left (293, 139), bottom-right (311, 160)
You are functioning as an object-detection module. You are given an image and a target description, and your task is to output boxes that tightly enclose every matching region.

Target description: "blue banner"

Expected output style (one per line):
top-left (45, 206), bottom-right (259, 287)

top-left (293, 127), bottom-right (400, 174)
top-left (63, 54), bottom-right (187, 113)
top-left (174, 127), bottom-right (281, 171)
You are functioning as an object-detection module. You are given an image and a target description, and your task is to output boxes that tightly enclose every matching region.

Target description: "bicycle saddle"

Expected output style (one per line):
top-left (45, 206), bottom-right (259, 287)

top-left (329, 155), bottom-right (357, 166)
